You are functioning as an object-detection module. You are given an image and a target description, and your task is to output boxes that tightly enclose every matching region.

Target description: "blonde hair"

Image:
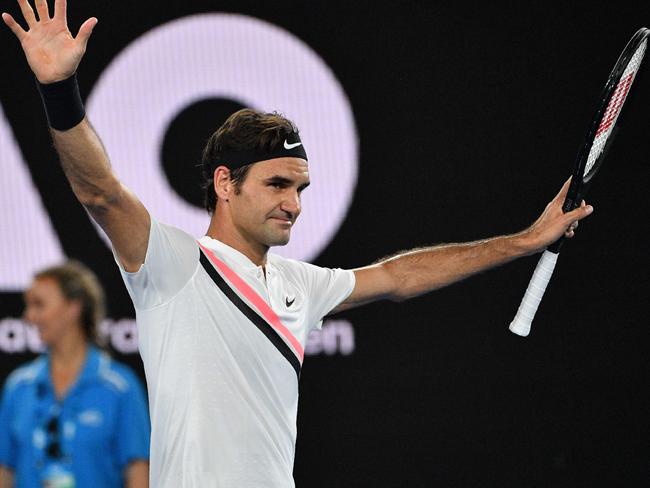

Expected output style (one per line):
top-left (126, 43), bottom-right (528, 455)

top-left (35, 260), bottom-right (106, 345)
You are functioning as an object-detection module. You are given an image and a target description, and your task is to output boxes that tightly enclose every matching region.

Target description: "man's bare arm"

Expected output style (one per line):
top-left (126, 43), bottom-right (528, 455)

top-left (51, 120), bottom-right (150, 270)
top-left (2, 0), bottom-right (149, 271)
top-left (336, 178), bottom-right (593, 311)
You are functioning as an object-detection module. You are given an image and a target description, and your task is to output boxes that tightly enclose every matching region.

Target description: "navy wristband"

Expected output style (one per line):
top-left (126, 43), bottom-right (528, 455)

top-left (36, 74), bottom-right (86, 131)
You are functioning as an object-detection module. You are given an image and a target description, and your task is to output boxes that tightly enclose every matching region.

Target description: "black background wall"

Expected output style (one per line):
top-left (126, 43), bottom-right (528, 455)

top-left (1, 1), bottom-right (650, 486)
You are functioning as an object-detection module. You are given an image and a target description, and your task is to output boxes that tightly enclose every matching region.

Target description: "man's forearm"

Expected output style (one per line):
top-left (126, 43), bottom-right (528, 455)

top-left (381, 232), bottom-right (531, 301)
top-left (37, 74), bottom-right (119, 211)
top-left (342, 177), bottom-right (591, 311)
top-left (50, 114), bottom-right (151, 270)
top-left (51, 118), bottom-right (121, 209)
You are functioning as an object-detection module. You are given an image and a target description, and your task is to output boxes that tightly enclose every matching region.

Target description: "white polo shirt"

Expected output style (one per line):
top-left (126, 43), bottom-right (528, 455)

top-left (117, 218), bottom-right (355, 487)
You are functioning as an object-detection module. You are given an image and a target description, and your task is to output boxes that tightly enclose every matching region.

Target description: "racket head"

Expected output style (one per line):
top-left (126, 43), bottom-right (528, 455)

top-left (564, 27), bottom-right (649, 212)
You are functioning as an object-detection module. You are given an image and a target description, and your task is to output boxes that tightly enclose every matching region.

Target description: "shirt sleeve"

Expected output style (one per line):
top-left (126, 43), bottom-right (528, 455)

top-left (114, 368), bottom-right (151, 470)
top-left (0, 383), bottom-right (17, 469)
top-left (114, 217), bottom-right (199, 310)
top-left (299, 262), bottom-right (355, 331)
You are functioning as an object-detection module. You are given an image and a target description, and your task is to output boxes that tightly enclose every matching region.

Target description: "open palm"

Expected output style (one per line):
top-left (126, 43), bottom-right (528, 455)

top-left (2, 0), bottom-right (96, 83)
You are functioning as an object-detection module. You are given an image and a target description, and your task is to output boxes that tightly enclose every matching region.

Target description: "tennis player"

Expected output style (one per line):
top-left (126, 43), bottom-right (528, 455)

top-left (2, 1), bottom-right (592, 486)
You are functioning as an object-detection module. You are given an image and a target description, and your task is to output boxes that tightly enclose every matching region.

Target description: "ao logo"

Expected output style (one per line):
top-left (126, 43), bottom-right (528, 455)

top-left (0, 14), bottom-right (358, 291)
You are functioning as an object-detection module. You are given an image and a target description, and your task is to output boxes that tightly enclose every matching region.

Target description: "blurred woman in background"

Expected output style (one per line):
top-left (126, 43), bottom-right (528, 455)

top-left (0, 261), bottom-right (150, 487)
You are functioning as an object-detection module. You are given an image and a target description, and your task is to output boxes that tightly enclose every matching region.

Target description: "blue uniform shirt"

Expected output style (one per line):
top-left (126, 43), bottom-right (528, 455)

top-left (0, 346), bottom-right (150, 487)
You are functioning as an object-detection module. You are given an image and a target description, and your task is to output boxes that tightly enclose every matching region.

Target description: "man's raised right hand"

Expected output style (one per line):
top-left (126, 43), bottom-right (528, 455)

top-left (2, 0), bottom-right (96, 84)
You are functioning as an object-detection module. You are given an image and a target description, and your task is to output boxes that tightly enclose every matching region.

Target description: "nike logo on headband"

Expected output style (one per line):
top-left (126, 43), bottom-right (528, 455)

top-left (284, 140), bottom-right (303, 149)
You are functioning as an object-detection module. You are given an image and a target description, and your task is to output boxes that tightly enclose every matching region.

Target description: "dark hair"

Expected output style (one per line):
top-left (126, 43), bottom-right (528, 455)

top-left (35, 260), bottom-right (106, 346)
top-left (201, 108), bottom-right (300, 213)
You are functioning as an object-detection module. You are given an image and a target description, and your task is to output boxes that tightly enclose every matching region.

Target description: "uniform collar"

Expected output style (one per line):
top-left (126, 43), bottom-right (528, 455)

top-left (36, 345), bottom-right (102, 394)
top-left (74, 345), bottom-right (101, 387)
top-left (199, 235), bottom-right (271, 273)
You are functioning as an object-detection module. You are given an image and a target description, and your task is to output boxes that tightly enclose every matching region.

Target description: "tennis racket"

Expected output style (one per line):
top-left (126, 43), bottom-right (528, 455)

top-left (509, 27), bottom-right (649, 337)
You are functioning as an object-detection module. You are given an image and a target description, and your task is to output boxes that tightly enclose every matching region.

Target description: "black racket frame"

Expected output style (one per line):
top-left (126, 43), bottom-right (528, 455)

top-left (548, 27), bottom-right (649, 254)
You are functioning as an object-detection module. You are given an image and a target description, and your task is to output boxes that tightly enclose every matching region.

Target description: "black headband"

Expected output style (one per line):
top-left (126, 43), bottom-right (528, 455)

top-left (217, 133), bottom-right (308, 170)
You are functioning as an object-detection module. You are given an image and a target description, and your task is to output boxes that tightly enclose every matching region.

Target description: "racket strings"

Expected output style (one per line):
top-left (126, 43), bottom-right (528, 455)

top-left (595, 72), bottom-right (635, 138)
top-left (584, 39), bottom-right (648, 177)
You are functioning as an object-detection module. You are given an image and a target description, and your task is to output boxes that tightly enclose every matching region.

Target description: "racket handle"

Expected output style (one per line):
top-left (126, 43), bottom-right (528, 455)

top-left (509, 250), bottom-right (559, 337)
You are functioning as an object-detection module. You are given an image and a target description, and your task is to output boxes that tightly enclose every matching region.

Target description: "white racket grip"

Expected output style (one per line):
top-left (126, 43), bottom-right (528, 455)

top-left (509, 250), bottom-right (559, 337)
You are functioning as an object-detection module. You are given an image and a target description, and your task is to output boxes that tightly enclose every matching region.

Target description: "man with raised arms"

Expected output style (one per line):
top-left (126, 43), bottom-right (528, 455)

top-left (1, 1), bottom-right (592, 486)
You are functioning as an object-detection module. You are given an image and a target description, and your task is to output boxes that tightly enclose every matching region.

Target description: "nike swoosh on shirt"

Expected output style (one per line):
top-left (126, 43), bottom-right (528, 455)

top-left (284, 140), bottom-right (302, 149)
top-left (286, 297), bottom-right (296, 307)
